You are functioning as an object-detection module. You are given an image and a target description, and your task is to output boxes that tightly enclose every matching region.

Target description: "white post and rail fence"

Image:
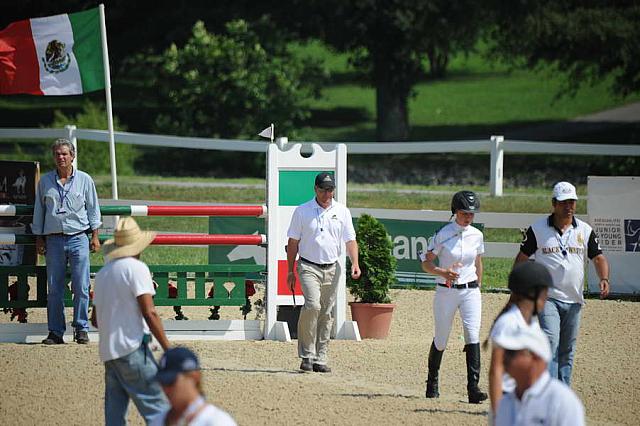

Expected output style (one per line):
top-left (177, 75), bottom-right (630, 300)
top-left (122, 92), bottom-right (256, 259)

top-left (2, 127), bottom-right (639, 197)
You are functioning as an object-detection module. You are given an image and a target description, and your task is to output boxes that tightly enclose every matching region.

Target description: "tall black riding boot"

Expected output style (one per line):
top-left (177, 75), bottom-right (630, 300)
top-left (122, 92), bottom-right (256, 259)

top-left (425, 340), bottom-right (444, 398)
top-left (465, 343), bottom-right (488, 403)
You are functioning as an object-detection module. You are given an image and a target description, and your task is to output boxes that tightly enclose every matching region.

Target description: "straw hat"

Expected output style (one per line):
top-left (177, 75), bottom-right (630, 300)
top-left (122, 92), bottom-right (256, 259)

top-left (103, 217), bottom-right (157, 260)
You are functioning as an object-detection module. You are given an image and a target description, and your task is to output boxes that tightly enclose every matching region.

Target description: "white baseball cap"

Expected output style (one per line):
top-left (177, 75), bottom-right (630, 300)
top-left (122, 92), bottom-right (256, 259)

top-left (552, 181), bottom-right (578, 201)
top-left (493, 326), bottom-right (551, 363)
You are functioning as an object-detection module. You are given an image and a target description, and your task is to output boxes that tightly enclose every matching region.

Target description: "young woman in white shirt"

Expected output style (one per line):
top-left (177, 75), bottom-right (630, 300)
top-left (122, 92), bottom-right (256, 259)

top-left (420, 191), bottom-right (487, 403)
top-left (486, 261), bottom-right (551, 416)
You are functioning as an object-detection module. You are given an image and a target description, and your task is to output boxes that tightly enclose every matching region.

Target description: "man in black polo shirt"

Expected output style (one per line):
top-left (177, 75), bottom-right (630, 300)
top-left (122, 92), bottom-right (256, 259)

top-left (514, 181), bottom-right (610, 385)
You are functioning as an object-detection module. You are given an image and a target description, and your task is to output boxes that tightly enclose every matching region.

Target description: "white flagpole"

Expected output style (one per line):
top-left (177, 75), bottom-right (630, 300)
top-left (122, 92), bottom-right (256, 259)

top-left (98, 4), bottom-right (118, 200)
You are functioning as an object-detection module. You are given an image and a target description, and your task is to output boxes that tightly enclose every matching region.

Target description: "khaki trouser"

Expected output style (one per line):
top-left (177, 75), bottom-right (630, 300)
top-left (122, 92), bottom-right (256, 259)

top-left (296, 260), bottom-right (340, 365)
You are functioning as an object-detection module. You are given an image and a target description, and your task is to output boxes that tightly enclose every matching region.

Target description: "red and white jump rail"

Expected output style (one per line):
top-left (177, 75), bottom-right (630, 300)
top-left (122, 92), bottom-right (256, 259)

top-left (0, 204), bottom-right (267, 245)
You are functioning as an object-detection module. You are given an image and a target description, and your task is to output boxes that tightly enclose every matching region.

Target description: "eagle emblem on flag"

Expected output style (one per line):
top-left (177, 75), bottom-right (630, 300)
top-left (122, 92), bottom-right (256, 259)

top-left (42, 40), bottom-right (70, 73)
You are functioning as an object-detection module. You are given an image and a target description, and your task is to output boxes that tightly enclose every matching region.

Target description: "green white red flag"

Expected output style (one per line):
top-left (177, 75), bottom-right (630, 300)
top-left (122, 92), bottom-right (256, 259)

top-left (0, 7), bottom-right (104, 95)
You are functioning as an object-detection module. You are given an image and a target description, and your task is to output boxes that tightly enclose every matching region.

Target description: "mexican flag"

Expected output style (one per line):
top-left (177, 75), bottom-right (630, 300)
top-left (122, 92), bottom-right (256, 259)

top-left (0, 7), bottom-right (104, 95)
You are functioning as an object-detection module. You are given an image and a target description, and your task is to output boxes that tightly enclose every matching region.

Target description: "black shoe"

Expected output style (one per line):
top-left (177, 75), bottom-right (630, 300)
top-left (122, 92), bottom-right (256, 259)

top-left (468, 388), bottom-right (488, 404)
top-left (299, 358), bottom-right (313, 372)
top-left (74, 330), bottom-right (89, 344)
top-left (42, 332), bottom-right (64, 345)
top-left (312, 363), bottom-right (331, 373)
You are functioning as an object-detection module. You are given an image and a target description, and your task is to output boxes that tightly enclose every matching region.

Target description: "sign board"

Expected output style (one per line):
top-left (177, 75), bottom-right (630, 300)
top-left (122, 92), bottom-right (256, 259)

top-left (210, 215), bottom-right (482, 287)
top-left (587, 176), bottom-right (640, 294)
top-left (0, 161), bottom-right (39, 265)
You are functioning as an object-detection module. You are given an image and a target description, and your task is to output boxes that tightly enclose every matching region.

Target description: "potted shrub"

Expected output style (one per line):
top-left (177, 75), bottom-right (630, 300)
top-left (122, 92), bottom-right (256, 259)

top-left (346, 214), bottom-right (397, 339)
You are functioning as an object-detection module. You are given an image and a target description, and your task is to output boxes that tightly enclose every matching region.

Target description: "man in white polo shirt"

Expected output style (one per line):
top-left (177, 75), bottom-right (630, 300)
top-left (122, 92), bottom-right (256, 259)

top-left (494, 326), bottom-right (585, 426)
top-left (286, 172), bottom-right (361, 373)
top-left (515, 181), bottom-right (610, 385)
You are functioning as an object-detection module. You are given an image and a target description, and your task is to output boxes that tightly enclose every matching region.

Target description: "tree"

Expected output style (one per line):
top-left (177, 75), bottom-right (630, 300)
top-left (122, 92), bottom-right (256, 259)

top-left (487, 0), bottom-right (640, 96)
top-left (131, 20), bottom-right (325, 139)
top-left (125, 19), bottom-right (325, 177)
top-left (286, 0), bottom-right (487, 141)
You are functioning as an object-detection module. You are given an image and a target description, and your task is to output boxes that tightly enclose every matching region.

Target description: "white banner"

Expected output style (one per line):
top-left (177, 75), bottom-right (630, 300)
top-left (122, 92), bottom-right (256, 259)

top-left (587, 176), bottom-right (640, 295)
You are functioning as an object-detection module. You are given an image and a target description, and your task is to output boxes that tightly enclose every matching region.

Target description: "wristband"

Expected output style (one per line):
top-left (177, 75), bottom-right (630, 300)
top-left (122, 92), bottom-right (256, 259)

top-left (600, 278), bottom-right (609, 282)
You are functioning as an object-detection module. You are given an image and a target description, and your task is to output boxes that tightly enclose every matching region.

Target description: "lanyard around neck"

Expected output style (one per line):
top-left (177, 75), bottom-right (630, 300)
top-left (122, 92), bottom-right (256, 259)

top-left (56, 172), bottom-right (75, 207)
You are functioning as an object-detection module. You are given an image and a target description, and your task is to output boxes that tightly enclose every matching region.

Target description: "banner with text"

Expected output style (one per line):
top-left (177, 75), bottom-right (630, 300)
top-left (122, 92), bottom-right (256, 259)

top-left (587, 176), bottom-right (640, 295)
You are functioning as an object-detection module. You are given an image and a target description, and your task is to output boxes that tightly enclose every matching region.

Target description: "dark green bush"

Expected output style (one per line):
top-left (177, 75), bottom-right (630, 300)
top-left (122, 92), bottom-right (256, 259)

top-left (347, 214), bottom-right (397, 303)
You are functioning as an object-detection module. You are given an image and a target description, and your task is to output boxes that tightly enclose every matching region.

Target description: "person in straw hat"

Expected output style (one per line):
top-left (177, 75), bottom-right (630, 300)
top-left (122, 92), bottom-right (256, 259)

top-left (92, 217), bottom-right (171, 425)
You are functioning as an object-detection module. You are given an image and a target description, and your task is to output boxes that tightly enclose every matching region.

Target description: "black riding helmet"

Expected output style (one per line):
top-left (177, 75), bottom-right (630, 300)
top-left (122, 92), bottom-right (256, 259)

top-left (508, 262), bottom-right (552, 314)
top-left (451, 190), bottom-right (480, 214)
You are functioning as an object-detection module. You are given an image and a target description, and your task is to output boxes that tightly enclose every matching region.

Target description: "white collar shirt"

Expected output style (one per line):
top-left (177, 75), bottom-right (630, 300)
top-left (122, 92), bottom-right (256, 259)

top-left (287, 198), bottom-right (356, 264)
top-left (527, 216), bottom-right (594, 304)
top-left (150, 397), bottom-right (237, 426)
top-left (425, 222), bottom-right (484, 284)
top-left (495, 371), bottom-right (585, 426)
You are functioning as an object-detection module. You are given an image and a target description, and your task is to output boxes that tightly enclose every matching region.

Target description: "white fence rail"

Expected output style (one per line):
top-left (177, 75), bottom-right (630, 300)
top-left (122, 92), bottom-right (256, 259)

top-left (2, 127), bottom-right (639, 197)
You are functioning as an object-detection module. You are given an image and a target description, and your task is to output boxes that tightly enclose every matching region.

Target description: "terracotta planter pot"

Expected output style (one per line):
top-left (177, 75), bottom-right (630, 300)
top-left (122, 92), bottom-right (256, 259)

top-left (349, 302), bottom-right (395, 339)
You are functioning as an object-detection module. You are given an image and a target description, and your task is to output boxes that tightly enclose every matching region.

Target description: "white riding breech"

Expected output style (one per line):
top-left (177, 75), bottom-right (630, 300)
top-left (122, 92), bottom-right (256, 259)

top-left (432, 285), bottom-right (482, 350)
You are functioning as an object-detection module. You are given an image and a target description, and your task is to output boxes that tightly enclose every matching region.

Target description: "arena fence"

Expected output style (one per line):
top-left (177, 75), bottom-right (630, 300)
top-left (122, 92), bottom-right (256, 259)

top-left (1, 126), bottom-right (639, 197)
top-left (0, 204), bottom-right (268, 341)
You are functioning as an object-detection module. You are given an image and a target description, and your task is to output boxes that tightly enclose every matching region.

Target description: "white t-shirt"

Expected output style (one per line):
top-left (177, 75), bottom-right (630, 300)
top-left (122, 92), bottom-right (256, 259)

top-left (93, 257), bottom-right (155, 362)
top-left (495, 371), bottom-right (585, 426)
top-left (287, 198), bottom-right (356, 264)
top-left (150, 397), bottom-right (237, 426)
top-left (424, 221), bottom-right (484, 284)
top-left (490, 305), bottom-right (543, 393)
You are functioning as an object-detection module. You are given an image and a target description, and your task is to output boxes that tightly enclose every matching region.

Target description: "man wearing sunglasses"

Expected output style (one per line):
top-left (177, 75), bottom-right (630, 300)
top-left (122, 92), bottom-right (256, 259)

top-left (286, 172), bottom-right (361, 373)
top-left (493, 326), bottom-right (585, 426)
top-left (515, 181), bottom-right (610, 386)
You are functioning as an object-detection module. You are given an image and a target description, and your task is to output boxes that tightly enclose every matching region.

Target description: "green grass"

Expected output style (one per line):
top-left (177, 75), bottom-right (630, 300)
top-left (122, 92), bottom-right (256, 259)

top-left (293, 41), bottom-right (640, 141)
top-left (93, 176), bottom-right (584, 215)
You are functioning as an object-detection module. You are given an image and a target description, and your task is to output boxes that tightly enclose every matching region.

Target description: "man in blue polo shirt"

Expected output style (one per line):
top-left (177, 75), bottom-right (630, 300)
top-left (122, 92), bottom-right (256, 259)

top-left (515, 181), bottom-right (610, 385)
top-left (32, 138), bottom-right (102, 345)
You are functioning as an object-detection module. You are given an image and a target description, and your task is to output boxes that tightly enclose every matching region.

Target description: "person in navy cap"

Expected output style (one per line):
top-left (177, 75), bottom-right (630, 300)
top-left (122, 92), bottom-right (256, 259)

top-left (152, 347), bottom-right (236, 426)
top-left (286, 172), bottom-right (361, 373)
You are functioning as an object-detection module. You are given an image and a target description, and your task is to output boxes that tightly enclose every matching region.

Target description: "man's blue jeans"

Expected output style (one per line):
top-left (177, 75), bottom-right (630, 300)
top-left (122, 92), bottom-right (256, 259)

top-left (104, 343), bottom-right (169, 426)
top-left (538, 298), bottom-right (582, 385)
top-left (45, 234), bottom-right (91, 337)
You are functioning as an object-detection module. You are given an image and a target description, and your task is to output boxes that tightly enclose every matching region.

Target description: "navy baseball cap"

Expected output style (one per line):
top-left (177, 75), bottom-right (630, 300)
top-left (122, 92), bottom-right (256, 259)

top-left (155, 347), bottom-right (200, 385)
top-left (508, 262), bottom-right (552, 295)
top-left (315, 172), bottom-right (335, 190)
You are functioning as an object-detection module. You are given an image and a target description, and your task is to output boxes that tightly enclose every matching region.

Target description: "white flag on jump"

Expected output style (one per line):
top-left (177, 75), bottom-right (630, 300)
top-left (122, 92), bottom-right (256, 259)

top-left (258, 123), bottom-right (274, 141)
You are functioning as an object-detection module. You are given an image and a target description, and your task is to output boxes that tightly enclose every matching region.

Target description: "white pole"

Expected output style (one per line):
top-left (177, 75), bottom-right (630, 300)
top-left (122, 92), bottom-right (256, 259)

top-left (275, 136), bottom-right (288, 150)
top-left (490, 135), bottom-right (504, 197)
top-left (98, 4), bottom-right (118, 200)
top-left (270, 123), bottom-right (274, 143)
top-left (65, 124), bottom-right (77, 170)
